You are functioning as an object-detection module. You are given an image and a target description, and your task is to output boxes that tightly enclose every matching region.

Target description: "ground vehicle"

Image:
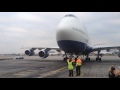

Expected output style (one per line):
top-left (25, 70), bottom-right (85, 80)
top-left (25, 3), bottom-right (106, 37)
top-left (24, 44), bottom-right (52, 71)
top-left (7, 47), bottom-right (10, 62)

top-left (15, 56), bottom-right (24, 59)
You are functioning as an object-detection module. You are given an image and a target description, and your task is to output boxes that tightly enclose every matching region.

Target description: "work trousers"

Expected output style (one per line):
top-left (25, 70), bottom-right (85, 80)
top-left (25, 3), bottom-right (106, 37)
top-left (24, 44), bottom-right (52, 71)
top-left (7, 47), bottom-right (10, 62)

top-left (69, 70), bottom-right (73, 77)
top-left (108, 73), bottom-right (115, 78)
top-left (76, 66), bottom-right (81, 76)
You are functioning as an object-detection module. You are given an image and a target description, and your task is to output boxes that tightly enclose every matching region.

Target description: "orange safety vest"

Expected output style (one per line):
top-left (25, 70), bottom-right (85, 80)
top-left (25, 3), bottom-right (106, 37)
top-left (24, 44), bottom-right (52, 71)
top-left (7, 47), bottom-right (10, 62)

top-left (76, 59), bottom-right (82, 66)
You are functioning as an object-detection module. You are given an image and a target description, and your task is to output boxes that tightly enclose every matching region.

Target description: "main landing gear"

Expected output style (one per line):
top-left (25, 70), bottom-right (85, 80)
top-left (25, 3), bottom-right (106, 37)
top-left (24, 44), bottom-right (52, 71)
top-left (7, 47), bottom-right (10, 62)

top-left (96, 50), bottom-right (101, 62)
top-left (85, 54), bottom-right (90, 62)
top-left (63, 51), bottom-right (102, 62)
top-left (63, 53), bottom-right (70, 61)
top-left (63, 53), bottom-right (76, 62)
top-left (63, 57), bottom-right (68, 61)
top-left (85, 50), bottom-right (102, 62)
top-left (96, 58), bottom-right (101, 61)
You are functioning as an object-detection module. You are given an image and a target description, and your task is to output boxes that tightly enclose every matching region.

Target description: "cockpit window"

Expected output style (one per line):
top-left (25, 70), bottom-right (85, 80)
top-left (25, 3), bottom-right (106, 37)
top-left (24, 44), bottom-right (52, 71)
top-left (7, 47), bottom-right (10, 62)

top-left (64, 14), bottom-right (77, 18)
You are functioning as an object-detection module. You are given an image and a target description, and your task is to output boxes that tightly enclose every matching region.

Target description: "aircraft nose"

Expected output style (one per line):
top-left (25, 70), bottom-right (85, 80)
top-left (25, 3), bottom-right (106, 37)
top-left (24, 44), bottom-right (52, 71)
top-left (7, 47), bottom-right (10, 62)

top-left (56, 27), bottom-right (72, 41)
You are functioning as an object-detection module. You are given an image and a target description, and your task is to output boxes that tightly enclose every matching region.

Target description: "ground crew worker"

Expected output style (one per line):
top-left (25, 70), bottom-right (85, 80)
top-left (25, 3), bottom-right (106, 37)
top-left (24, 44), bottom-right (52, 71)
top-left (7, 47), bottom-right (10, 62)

top-left (67, 58), bottom-right (74, 77)
top-left (108, 65), bottom-right (116, 78)
top-left (76, 58), bottom-right (82, 76)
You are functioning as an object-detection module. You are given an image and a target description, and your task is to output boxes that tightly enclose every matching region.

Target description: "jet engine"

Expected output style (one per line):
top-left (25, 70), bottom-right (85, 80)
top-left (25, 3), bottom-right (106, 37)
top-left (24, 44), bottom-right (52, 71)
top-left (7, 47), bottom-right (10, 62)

top-left (38, 49), bottom-right (49, 58)
top-left (25, 49), bottom-right (35, 56)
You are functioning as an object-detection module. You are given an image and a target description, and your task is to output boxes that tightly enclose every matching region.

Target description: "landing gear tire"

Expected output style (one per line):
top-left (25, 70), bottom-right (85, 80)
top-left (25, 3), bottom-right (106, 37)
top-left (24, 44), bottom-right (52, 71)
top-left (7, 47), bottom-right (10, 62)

top-left (96, 58), bottom-right (98, 61)
top-left (96, 58), bottom-right (101, 62)
top-left (63, 58), bottom-right (68, 61)
top-left (99, 58), bottom-right (101, 62)
top-left (63, 58), bottom-right (65, 61)
top-left (88, 58), bottom-right (90, 61)
top-left (86, 58), bottom-right (90, 62)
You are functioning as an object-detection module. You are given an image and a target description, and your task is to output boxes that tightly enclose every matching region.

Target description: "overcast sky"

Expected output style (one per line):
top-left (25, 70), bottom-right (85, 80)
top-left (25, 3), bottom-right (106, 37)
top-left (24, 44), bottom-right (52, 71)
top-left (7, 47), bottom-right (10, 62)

top-left (0, 12), bottom-right (120, 54)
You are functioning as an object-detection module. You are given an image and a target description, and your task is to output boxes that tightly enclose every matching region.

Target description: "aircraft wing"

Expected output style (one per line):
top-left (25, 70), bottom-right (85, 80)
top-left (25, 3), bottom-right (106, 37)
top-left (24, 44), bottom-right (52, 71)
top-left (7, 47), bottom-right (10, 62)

top-left (92, 45), bottom-right (120, 52)
top-left (32, 47), bottom-right (62, 52)
top-left (22, 47), bottom-right (62, 52)
top-left (23, 46), bottom-right (63, 57)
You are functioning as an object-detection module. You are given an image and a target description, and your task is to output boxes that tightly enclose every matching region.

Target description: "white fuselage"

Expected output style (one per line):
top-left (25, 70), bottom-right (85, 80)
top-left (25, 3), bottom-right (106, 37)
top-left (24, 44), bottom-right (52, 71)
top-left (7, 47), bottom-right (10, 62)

top-left (56, 14), bottom-right (91, 55)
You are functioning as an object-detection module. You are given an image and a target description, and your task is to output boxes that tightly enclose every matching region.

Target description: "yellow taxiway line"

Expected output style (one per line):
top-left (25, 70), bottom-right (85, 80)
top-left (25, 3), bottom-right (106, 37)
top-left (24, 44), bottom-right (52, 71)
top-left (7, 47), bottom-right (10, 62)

top-left (36, 66), bottom-right (67, 78)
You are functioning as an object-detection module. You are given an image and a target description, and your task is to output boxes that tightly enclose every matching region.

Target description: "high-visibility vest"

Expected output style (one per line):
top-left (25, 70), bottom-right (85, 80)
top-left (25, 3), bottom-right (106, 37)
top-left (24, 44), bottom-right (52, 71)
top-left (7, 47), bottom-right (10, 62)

top-left (76, 59), bottom-right (82, 66)
top-left (67, 61), bottom-right (73, 70)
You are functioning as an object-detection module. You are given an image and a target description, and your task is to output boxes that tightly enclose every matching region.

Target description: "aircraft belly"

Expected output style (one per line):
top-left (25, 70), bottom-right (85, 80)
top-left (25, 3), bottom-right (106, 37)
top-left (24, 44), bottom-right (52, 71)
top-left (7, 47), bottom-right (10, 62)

top-left (57, 40), bottom-right (86, 54)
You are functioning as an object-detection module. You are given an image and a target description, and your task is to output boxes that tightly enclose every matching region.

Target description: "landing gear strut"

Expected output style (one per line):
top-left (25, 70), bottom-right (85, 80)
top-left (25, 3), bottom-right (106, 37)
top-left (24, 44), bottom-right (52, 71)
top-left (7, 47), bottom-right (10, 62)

top-left (63, 53), bottom-right (68, 61)
top-left (63, 55), bottom-right (68, 61)
top-left (96, 50), bottom-right (101, 62)
top-left (63, 57), bottom-right (68, 61)
top-left (85, 54), bottom-right (90, 62)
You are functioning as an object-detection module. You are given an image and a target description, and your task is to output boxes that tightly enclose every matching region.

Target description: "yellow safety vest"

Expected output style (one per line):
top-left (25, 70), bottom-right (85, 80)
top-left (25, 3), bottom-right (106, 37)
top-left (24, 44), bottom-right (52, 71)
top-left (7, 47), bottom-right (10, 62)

top-left (67, 61), bottom-right (73, 70)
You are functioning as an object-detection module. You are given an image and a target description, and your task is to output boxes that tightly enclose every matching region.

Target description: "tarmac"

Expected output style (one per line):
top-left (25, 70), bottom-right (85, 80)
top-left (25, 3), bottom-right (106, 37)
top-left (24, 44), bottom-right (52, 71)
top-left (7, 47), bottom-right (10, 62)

top-left (0, 55), bottom-right (120, 78)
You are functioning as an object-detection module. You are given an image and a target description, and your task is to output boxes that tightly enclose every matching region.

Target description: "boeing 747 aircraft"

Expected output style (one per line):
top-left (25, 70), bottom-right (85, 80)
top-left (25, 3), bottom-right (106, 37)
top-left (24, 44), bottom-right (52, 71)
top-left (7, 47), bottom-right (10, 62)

top-left (24, 14), bottom-right (120, 61)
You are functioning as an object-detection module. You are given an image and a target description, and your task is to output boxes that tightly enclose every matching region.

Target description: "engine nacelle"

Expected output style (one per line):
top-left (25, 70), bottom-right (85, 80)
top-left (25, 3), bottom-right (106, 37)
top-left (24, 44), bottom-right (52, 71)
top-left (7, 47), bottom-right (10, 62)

top-left (25, 49), bottom-right (35, 56)
top-left (38, 50), bottom-right (49, 58)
